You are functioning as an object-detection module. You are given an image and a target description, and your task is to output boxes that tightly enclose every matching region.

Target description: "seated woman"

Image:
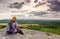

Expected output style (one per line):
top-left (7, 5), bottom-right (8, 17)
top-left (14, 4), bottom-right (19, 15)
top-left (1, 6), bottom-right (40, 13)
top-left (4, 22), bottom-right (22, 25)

top-left (6, 16), bottom-right (24, 35)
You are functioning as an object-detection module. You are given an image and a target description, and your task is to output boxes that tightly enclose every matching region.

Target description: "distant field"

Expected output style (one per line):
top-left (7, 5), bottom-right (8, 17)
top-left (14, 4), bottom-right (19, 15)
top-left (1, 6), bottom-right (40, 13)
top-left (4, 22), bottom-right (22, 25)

top-left (0, 23), bottom-right (7, 25)
top-left (0, 23), bottom-right (39, 26)
top-left (0, 23), bottom-right (39, 29)
top-left (0, 23), bottom-right (60, 35)
top-left (0, 20), bottom-right (60, 35)
top-left (19, 23), bottom-right (60, 35)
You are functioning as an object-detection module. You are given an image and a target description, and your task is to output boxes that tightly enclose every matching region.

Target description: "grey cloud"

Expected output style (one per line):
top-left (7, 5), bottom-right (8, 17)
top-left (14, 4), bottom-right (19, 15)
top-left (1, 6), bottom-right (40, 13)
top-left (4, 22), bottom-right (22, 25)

top-left (0, 0), bottom-right (4, 2)
top-left (29, 11), bottom-right (60, 18)
top-left (20, 10), bottom-right (29, 13)
top-left (8, 2), bottom-right (25, 9)
top-left (30, 11), bottom-right (48, 16)
top-left (34, 2), bottom-right (46, 7)
top-left (25, 0), bottom-right (30, 3)
top-left (34, 0), bottom-right (38, 3)
top-left (0, 0), bottom-right (3, 2)
top-left (0, 0), bottom-right (6, 4)
top-left (47, 0), bottom-right (60, 12)
top-left (11, 10), bottom-right (28, 13)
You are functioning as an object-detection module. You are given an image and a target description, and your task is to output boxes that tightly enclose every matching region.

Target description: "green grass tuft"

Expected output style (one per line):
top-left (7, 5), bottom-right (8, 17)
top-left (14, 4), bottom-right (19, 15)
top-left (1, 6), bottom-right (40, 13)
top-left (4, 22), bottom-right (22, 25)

top-left (0, 25), bottom-right (6, 29)
top-left (20, 25), bottom-right (60, 35)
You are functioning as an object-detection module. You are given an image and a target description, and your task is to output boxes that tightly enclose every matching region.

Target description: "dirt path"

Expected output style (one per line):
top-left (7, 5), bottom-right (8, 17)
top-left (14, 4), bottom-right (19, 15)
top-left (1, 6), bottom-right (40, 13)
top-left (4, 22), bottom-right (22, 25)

top-left (0, 28), bottom-right (60, 39)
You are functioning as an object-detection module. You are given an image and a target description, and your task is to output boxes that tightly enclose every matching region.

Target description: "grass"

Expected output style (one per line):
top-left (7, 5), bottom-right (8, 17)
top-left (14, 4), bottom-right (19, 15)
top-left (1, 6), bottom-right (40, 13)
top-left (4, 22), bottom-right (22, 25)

top-left (0, 24), bottom-right (60, 35)
top-left (40, 28), bottom-right (60, 35)
top-left (19, 25), bottom-right (60, 35)
top-left (0, 25), bottom-right (6, 29)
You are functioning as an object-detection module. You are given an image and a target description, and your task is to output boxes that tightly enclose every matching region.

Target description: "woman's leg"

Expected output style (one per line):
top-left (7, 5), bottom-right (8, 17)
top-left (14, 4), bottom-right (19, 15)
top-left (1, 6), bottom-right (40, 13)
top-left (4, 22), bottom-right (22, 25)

top-left (7, 31), bottom-right (13, 34)
top-left (17, 29), bottom-right (24, 35)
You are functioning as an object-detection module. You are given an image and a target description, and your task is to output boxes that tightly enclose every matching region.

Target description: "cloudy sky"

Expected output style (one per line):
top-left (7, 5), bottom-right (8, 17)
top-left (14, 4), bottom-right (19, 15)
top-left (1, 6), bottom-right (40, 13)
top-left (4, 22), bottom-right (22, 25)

top-left (0, 0), bottom-right (60, 20)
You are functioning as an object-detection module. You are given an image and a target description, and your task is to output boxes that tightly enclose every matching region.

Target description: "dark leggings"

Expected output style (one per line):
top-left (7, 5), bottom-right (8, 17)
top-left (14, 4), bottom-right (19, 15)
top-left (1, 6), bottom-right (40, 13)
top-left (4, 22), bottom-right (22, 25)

top-left (7, 31), bottom-right (13, 34)
top-left (17, 29), bottom-right (24, 35)
top-left (7, 29), bottom-right (24, 35)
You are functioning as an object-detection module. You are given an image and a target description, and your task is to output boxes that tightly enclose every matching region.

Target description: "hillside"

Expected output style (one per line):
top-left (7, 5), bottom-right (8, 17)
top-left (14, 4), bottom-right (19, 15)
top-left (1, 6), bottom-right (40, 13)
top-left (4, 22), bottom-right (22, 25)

top-left (0, 28), bottom-right (60, 39)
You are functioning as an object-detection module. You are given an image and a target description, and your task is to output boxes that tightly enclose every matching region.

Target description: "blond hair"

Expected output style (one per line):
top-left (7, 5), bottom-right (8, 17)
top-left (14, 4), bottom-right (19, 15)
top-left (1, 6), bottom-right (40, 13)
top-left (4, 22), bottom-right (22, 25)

top-left (12, 16), bottom-right (16, 22)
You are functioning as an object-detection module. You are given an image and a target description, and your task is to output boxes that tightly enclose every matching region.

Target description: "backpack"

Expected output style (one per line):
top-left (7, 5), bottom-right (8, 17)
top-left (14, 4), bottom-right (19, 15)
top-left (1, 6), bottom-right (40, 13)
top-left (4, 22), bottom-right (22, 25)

top-left (8, 21), bottom-right (13, 32)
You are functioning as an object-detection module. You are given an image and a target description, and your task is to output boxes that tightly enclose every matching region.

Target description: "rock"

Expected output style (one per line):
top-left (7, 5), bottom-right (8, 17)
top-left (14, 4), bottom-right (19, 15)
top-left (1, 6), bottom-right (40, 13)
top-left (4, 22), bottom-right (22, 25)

top-left (0, 28), bottom-right (60, 39)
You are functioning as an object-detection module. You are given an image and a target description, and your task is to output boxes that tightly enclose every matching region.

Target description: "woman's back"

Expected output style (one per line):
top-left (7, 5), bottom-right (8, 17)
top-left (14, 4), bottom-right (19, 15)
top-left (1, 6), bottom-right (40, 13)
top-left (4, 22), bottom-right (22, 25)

top-left (7, 16), bottom-right (24, 35)
top-left (7, 21), bottom-right (18, 34)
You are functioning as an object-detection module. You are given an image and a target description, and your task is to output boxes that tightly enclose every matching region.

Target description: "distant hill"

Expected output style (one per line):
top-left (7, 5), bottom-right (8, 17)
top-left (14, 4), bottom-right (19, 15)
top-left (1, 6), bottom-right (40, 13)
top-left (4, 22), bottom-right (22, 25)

top-left (0, 19), bottom-right (60, 25)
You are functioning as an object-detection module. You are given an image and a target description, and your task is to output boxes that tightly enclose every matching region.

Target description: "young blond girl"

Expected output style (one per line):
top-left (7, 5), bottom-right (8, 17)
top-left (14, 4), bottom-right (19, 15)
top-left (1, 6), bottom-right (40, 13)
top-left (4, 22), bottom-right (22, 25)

top-left (7, 16), bottom-right (24, 35)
